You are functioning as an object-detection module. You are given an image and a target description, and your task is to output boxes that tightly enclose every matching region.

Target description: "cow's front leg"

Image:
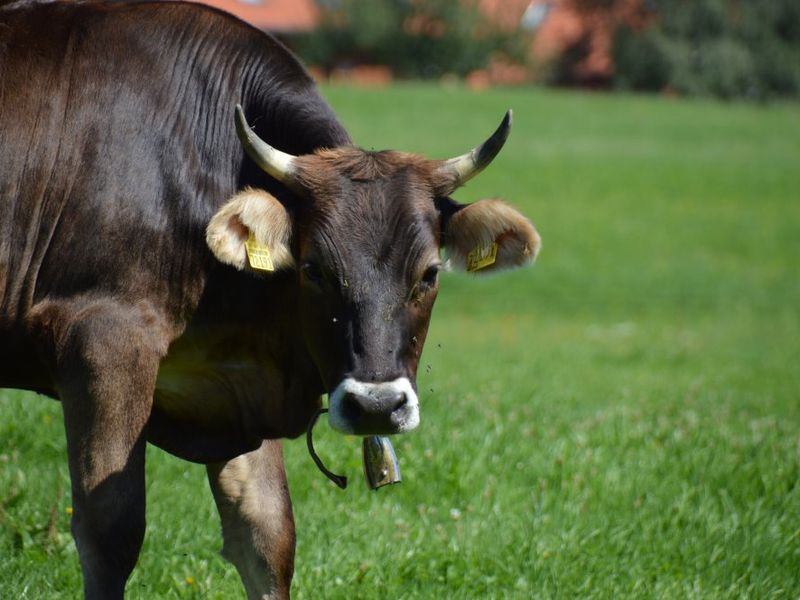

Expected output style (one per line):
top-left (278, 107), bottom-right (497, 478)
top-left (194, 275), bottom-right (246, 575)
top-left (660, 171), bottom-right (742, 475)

top-left (207, 440), bottom-right (295, 600)
top-left (55, 308), bottom-right (163, 600)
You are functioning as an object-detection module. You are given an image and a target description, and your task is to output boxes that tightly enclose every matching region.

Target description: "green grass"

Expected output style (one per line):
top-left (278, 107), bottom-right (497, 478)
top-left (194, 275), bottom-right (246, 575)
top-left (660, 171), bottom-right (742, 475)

top-left (2, 84), bottom-right (799, 598)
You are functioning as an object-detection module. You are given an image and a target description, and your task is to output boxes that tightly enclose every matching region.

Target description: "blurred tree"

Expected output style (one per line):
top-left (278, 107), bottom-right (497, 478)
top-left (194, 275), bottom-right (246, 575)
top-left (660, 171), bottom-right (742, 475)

top-left (541, 0), bottom-right (653, 88)
top-left (295, 0), bottom-right (526, 79)
top-left (611, 0), bottom-right (800, 99)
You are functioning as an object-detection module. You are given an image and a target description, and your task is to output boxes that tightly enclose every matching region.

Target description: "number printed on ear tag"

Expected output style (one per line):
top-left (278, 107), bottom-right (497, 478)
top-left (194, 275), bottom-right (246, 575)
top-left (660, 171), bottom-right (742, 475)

top-left (466, 242), bottom-right (498, 272)
top-left (245, 232), bottom-right (275, 271)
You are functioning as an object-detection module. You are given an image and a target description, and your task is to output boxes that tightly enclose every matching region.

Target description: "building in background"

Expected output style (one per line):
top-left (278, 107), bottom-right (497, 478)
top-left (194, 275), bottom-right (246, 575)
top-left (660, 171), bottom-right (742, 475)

top-left (479, 0), bottom-right (650, 86)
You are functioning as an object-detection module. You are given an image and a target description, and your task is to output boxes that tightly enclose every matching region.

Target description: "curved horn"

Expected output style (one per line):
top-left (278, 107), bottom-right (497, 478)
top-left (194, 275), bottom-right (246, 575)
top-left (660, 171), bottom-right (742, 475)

top-left (438, 110), bottom-right (512, 189)
top-left (235, 104), bottom-right (297, 185)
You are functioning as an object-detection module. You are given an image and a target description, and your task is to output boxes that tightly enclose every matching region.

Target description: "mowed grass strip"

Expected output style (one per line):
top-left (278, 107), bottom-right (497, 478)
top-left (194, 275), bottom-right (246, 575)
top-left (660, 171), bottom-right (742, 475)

top-left (1, 85), bottom-right (798, 599)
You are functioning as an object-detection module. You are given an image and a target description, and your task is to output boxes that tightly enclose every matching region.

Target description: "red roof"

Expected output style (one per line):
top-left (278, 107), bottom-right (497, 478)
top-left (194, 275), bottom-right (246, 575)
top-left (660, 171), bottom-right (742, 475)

top-left (190, 0), bottom-right (320, 33)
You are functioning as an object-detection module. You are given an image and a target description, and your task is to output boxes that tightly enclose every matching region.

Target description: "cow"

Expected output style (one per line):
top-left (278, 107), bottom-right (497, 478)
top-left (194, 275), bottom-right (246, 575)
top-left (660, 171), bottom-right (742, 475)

top-left (0, 1), bottom-right (541, 598)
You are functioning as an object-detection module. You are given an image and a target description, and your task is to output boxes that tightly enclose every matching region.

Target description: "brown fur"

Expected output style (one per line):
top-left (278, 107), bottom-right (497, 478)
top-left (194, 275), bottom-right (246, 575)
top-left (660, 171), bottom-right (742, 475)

top-left (206, 188), bottom-right (295, 272)
top-left (444, 199), bottom-right (541, 273)
top-left (207, 441), bottom-right (295, 600)
top-left (297, 148), bottom-right (434, 185)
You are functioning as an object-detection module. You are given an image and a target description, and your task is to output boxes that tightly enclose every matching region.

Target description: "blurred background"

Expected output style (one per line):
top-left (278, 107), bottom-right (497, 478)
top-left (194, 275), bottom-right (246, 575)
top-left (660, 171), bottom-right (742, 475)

top-left (198, 0), bottom-right (800, 100)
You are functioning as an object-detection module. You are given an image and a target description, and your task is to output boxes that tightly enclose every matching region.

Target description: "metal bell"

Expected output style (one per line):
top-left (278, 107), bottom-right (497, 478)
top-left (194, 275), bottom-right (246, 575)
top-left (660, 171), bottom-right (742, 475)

top-left (362, 436), bottom-right (402, 489)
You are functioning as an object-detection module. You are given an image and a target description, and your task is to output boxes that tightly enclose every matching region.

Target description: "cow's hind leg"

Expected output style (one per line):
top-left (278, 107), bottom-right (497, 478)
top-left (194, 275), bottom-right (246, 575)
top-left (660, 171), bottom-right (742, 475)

top-left (54, 305), bottom-right (164, 599)
top-left (207, 440), bottom-right (295, 600)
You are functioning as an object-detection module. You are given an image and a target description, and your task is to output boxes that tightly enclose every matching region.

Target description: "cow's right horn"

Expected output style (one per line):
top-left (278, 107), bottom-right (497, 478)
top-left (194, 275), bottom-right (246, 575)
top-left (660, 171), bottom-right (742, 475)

top-left (235, 104), bottom-right (297, 185)
top-left (437, 109), bottom-right (512, 190)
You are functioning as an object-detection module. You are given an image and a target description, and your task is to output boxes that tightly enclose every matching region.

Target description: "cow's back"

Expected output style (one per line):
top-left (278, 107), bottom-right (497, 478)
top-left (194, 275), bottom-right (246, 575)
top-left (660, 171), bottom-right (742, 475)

top-left (2, 2), bottom-right (236, 318)
top-left (0, 1), bottom-right (345, 394)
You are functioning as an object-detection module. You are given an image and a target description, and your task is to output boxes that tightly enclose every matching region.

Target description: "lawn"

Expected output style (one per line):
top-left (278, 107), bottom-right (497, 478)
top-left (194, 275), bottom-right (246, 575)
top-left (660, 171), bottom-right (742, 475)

top-left (1, 84), bottom-right (799, 598)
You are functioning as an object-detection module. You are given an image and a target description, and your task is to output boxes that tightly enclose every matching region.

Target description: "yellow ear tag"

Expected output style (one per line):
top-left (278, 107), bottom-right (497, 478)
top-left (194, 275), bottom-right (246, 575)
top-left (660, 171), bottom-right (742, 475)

top-left (244, 232), bottom-right (275, 271)
top-left (466, 242), bottom-right (498, 272)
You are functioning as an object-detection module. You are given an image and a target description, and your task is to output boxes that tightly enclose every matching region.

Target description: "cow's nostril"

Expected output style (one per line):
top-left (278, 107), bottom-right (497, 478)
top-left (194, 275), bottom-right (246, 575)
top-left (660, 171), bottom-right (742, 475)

top-left (391, 392), bottom-right (407, 412)
top-left (341, 393), bottom-right (361, 421)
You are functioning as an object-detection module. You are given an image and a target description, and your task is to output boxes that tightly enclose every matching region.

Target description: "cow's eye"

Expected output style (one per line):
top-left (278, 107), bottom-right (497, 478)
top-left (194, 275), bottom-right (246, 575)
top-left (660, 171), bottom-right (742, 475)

top-left (419, 265), bottom-right (440, 289)
top-left (301, 261), bottom-right (323, 286)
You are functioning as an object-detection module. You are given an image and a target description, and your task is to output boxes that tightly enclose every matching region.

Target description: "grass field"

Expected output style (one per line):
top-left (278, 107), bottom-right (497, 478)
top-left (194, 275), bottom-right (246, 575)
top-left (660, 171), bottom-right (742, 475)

top-left (2, 84), bottom-right (799, 598)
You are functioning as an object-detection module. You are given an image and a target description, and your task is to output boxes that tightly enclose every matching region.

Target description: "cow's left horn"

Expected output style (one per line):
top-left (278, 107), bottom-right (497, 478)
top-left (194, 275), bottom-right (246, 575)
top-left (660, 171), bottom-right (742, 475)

top-left (437, 110), bottom-right (512, 189)
top-left (235, 104), bottom-right (297, 185)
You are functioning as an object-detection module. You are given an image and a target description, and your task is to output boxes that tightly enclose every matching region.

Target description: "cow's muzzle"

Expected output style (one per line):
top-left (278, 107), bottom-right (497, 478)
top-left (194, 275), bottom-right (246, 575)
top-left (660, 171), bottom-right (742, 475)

top-left (328, 377), bottom-right (420, 435)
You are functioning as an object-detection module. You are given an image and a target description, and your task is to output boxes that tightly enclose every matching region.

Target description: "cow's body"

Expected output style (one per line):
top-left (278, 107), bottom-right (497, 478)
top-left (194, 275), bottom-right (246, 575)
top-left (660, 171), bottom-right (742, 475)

top-left (0, 0), bottom-right (343, 458)
top-left (0, 2), bottom-right (540, 598)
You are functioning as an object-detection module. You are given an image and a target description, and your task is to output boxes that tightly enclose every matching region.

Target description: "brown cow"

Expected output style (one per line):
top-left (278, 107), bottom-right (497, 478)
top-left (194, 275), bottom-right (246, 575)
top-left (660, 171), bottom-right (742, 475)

top-left (0, 1), bottom-right (540, 598)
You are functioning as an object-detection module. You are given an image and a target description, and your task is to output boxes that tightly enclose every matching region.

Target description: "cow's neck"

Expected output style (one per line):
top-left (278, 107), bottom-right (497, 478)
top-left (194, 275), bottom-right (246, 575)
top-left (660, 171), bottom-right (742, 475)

top-left (144, 33), bottom-right (350, 462)
top-left (150, 269), bottom-right (322, 463)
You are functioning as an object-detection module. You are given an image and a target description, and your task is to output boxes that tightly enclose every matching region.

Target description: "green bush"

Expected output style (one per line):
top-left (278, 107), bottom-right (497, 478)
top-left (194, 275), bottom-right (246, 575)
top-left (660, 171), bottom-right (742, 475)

top-left (613, 28), bottom-right (671, 91)
top-left (294, 0), bottom-right (525, 79)
top-left (699, 38), bottom-right (758, 99)
top-left (659, 0), bottom-right (729, 40)
top-left (753, 40), bottom-right (800, 96)
top-left (611, 0), bottom-right (800, 100)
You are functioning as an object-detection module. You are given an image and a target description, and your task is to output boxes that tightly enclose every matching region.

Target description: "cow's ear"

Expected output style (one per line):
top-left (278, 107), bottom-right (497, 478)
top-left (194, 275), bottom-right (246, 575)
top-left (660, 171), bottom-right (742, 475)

top-left (441, 198), bottom-right (541, 274)
top-left (206, 188), bottom-right (294, 272)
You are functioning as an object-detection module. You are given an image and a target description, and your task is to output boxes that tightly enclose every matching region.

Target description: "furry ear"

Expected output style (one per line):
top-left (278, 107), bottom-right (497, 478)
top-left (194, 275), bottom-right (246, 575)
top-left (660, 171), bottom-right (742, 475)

top-left (442, 198), bottom-right (540, 273)
top-left (206, 188), bottom-right (294, 272)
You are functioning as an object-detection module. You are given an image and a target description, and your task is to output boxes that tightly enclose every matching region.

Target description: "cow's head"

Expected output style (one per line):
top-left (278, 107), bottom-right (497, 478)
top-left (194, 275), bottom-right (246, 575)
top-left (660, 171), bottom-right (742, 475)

top-left (207, 106), bottom-right (540, 436)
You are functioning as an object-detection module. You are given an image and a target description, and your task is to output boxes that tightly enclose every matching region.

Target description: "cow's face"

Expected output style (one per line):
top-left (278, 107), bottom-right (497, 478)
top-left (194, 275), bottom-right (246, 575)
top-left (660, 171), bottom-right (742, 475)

top-left (207, 107), bottom-right (540, 436)
top-left (290, 151), bottom-right (443, 435)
